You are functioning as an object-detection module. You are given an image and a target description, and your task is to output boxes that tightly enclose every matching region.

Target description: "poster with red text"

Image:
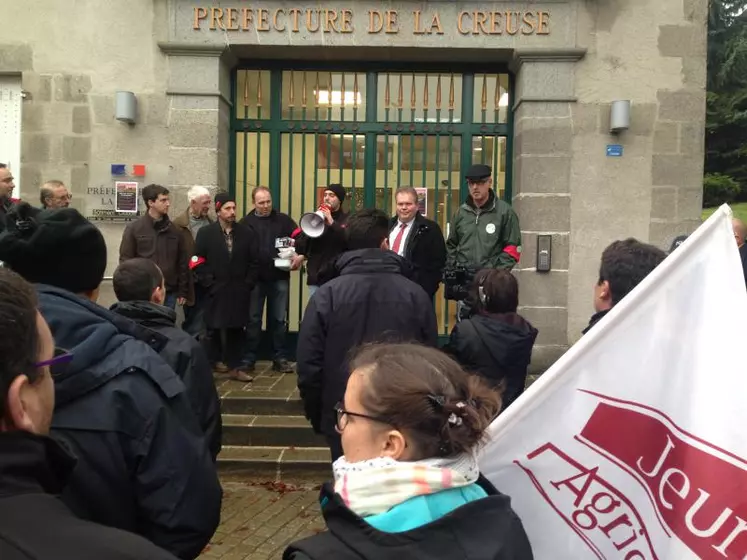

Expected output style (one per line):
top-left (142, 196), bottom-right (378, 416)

top-left (479, 205), bottom-right (747, 559)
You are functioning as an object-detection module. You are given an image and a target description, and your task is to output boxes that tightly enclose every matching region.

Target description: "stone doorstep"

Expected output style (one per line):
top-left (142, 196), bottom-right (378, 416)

top-left (221, 393), bottom-right (305, 415)
top-left (218, 445), bottom-right (332, 484)
top-left (222, 414), bottom-right (327, 447)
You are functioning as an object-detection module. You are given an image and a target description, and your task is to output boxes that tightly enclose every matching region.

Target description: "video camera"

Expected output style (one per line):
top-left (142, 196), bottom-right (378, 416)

top-left (443, 265), bottom-right (477, 301)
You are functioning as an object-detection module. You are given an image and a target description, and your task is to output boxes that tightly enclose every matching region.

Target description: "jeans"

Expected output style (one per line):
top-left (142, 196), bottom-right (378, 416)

top-left (163, 292), bottom-right (177, 310)
top-left (182, 298), bottom-right (205, 339)
top-left (242, 279), bottom-right (290, 365)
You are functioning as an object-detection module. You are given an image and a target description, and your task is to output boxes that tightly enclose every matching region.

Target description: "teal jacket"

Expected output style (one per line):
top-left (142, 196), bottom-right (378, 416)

top-left (365, 483), bottom-right (488, 533)
top-left (446, 190), bottom-right (521, 270)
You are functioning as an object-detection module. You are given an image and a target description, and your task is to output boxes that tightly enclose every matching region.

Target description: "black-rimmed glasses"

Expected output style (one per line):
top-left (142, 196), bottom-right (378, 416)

top-left (333, 401), bottom-right (392, 433)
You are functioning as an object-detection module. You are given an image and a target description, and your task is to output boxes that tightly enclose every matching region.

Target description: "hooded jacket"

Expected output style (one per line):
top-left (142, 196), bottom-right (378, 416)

top-left (284, 476), bottom-right (533, 560)
top-left (444, 312), bottom-right (538, 411)
top-left (296, 249), bottom-right (438, 445)
top-left (0, 432), bottom-right (178, 560)
top-left (109, 300), bottom-right (222, 461)
top-left (294, 209), bottom-right (348, 286)
top-left (37, 285), bottom-right (221, 560)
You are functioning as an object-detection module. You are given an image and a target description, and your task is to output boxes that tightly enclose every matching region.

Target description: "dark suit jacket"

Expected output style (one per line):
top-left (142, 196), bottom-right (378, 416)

top-left (389, 213), bottom-right (447, 299)
top-left (193, 222), bottom-right (259, 329)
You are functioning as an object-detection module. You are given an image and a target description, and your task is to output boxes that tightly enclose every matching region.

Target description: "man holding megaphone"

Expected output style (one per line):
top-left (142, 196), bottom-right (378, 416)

top-left (291, 184), bottom-right (348, 296)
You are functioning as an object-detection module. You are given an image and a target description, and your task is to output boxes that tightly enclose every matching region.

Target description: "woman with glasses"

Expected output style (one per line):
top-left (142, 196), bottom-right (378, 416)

top-left (284, 343), bottom-right (533, 560)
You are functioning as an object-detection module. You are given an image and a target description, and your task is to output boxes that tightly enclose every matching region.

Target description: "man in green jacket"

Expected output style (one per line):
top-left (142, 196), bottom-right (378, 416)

top-left (445, 164), bottom-right (521, 317)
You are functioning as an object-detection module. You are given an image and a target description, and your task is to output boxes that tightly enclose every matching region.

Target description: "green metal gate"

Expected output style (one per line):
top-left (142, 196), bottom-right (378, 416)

top-left (230, 63), bottom-right (512, 339)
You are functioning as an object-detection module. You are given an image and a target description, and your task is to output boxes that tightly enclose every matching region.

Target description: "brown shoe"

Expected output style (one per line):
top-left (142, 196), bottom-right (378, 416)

top-left (229, 369), bottom-right (254, 382)
top-left (214, 362), bottom-right (229, 374)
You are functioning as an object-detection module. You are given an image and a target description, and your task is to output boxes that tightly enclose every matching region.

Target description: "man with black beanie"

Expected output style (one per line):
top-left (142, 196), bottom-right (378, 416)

top-left (291, 183), bottom-right (349, 295)
top-left (0, 203), bottom-right (222, 560)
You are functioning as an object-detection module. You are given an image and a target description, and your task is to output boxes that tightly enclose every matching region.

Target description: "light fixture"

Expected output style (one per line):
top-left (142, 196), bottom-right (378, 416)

top-left (610, 100), bottom-right (631, 133)
top-left (315, 90), bottom-right (362, 106)
top-left (115, 91), bottom-right (137, 124)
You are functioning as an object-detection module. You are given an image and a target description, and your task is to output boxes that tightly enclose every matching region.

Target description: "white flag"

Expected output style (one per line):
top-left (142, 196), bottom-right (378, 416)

top-left (479, 205), bottom-right (747, 560)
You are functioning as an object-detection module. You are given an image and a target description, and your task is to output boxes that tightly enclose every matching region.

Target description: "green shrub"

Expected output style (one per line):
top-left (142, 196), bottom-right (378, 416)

top-left (703, 173), bottom-right (740, 207)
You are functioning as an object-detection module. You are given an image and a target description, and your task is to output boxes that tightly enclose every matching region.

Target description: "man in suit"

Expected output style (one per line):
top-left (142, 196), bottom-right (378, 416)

top-left (193, 192), bottom-right (260, 381)
top-left (389, 186), bottom-right (447, 301)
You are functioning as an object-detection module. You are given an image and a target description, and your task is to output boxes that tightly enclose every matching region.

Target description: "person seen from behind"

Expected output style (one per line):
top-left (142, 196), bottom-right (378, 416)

top-left (285, 343), bottom-right (533, 560)
top-left (111, 258), bottom-right (222, 461)
top-left (0, 267), bottom-right (178, 560)
top-left (444, 269), bottom-right (537, 412)
top-left (0, 203), bottom-right (221, 559)
top-left (585, 238), bottom-right (666, 334)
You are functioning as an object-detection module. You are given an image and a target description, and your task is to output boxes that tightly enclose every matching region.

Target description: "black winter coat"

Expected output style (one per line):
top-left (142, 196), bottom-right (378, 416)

top-left (240, 209), bottom-right (298, 282)
top-left (0, 432), bottom-right (178, 560)
top-left (444, 312), bottom-right (537, 411)
top-left (110, 300), bottom-right (223, 461)
top-left (284, 476), bottom-right (533, 560)
top-left (295, 209), bottom-right (348, 286)
top-left (296, 249), bottom-right (438, 440)
top-left (194, 221), bottom-right (260, 329)
top-left (37, 285), bottom-right (222, 560)
top-left (389, 213), bottom-right (447, 299)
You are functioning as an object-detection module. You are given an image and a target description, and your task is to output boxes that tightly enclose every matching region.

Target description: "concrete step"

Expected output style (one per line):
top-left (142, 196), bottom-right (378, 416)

top-left (217, 445), bottom-right (332, 483)
top-left (222, 414), bottom-right (327, 447)
top-left (220, 392), bottom-right (306, 415)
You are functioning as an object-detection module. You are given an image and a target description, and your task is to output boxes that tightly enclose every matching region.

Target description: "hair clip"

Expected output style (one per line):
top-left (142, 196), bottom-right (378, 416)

top-left (427, 394), bottom-right (446, 409)
top-left (447, 413), bottom-right (463, 426)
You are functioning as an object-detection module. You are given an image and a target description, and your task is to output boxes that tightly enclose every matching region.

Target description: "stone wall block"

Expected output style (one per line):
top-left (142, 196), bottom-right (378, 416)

top-left (54, 74), bottom-right (92, 103)
top-left (62, 136), bottom-right (91, 163)
top-left (21, 165), bottom-right (42, 192)
top-left (22, 73), bottom-right (52, 103)
top-left (679, 121), bottom-right (705, 156)
top-left (653, 122), bottom-right (678, 154)
top-left (677, 188), bottom-right (703, 221)
top-left (514, 156), bottom-right (572, 195)
top-left (71, 166), bottom-right (90, 192)
top-left (682, 57), bottom-right (707, 87)
top-left (21, 135), bottom-right (50, 163)
top-left (0, 44), bottom-right (32, 72)
top-left (90, 95), bottom-right (114, 125)
top-left (515, 122), bottom-right (573, 157)
top-left (627, 103), bottom-right (656, 136)
top-left (657, 90), bottom-right (706, 121)
top-left (652, 155), bottom-right (702, 187)
top-left (658, 25), bottom-right (705, 58)
top-left (650, 219), bottom-right (700, 251)
top-left (22, 104), bottom-right (44, 132)
top-left (529, 345), bottom-right (568, 375)
top-left (72, 106), bottom-right (91, 134)
top-left (513, 195), bottom-right (571, 232)
top-left (570, 103), bottom-right (599, 135)
top-left (516, 270), bottom-right (569, 308)
top-left (168, 148), bottom-right (218, 186)
top-left (518, 306), bottom-right (568, 346)
top-left (650, 187), bottom-right (677, 221)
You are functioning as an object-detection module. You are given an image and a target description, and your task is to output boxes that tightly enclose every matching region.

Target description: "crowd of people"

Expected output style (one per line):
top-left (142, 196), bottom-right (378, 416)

top-left (0, 158), bottom-right (731, 558)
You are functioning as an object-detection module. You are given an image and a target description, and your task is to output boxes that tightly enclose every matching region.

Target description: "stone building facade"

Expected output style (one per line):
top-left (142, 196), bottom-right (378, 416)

top-left (1, 0), bottom-right (707, 370)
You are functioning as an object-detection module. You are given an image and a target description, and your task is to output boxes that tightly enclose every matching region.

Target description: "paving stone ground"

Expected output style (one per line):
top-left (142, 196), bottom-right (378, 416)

top-left (200, 480), bottom-right (325, 560)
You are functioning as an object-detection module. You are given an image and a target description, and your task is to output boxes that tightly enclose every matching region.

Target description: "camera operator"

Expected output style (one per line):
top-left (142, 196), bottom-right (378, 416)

top-left (444, 164), bottom-right (521, 319)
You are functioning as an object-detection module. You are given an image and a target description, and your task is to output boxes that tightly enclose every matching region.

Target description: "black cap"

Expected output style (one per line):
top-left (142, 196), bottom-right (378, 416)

top-left (465, 164), bottom-right (492, 180)
top-left (214, 192), bottom-right (235, 211)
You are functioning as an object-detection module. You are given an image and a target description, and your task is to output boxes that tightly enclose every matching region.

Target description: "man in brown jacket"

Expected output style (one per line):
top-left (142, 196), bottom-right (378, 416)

top-left (173, 186), bottom-right (213, 337)
top-left (119, 184), bottom-right (189, 310)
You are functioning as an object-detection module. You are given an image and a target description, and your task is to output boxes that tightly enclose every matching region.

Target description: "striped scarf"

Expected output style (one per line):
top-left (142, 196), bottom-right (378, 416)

top-left (332, 453), bottom-right (479, 517)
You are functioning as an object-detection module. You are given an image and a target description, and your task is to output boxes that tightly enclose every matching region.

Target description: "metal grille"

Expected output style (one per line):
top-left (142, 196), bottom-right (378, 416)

top-left (232, 66), bottom-right (512, 337)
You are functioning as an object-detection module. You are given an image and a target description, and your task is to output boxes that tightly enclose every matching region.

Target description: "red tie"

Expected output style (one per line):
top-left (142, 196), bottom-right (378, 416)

top-left (392, 222), bottom-right (407, 254)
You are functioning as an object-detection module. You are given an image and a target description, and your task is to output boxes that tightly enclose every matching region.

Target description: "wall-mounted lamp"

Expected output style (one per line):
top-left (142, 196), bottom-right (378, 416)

top-left (610, 100), bottom-right (631, 134)
top-left (115, 91), bottom-right (137, 124)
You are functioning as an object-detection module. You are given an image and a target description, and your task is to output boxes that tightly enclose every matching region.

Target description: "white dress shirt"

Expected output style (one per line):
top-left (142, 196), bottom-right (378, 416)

top-left (389, 218), bottom-right (415, 257)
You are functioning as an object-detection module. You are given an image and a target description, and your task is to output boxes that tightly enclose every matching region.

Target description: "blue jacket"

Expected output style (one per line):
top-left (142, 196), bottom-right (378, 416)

top-left (37, 285), bottom-right (222, 560)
